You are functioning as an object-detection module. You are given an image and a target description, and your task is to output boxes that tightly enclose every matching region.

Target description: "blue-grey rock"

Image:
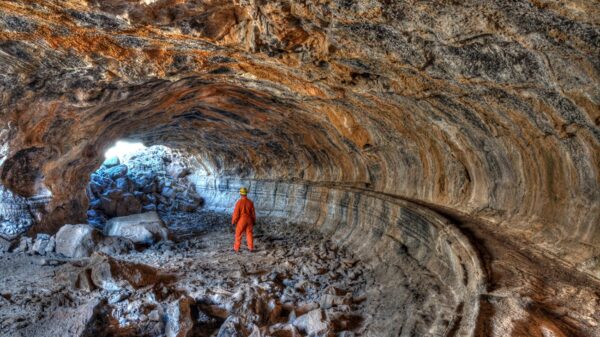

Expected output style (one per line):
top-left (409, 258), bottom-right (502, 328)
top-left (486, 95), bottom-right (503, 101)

top-left (102, 156), bottom-right (120, 168)
top-left (115, 177), bottom-right (130, 192)
top-left (105, 164), bottom-right (128, 179)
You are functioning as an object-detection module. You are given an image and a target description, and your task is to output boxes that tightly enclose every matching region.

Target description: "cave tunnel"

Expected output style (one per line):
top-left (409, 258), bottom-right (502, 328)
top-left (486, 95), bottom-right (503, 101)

top-left (0, 1), bottom-right (599, 337)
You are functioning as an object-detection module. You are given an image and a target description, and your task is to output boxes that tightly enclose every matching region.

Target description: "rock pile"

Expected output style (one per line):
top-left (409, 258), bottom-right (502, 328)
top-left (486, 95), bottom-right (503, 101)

top-left (103, 212), bottom-right (369, 337)
top-left (3, 212), bottom-right (169, 258)
top-left (87, 146), bottom-right (203, 228)
top-left (1, 211), bottom-right (369, 337)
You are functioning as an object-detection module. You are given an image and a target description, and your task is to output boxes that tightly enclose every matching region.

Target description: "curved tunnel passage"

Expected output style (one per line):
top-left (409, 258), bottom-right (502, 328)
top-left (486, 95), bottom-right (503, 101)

top-left (0, 1), bottom-right (599, 336)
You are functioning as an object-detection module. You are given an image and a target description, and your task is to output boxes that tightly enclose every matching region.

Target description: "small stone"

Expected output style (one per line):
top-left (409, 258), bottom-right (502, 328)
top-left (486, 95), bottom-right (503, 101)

top-left (31, 233), bottom-right (51, 255)
top-left (165, 297), bottom-right (194, 337)
top-left (96, 236), bottom-right (134, 256)
top-left (216, 316), bottom-right (240, 337)
top-left (293, 309), bottom-right (329, 336)
top-left (148, 309), bottom-right (161, 321)
top-left (103, 156), bottom-right (120, 168)
top-left (106, 164), bottom-right (128, 179)
top-left (44, 236), bottom-right (56, 254)
top-left (13, 236), bottom-right (32, 253)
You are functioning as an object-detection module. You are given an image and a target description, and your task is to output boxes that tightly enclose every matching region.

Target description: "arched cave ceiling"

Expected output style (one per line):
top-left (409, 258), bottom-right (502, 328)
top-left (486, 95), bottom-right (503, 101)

top-left (0, 1), bottom-right (599, 274)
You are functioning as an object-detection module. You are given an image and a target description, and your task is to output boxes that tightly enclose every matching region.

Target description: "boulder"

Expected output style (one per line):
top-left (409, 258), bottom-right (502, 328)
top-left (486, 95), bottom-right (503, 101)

top-left (143, 204), bottom-right (157, 212)
top-left (91, 174), bottom-right (114, 190)
top-left (319, 294), bottom-right (350, 309)
top-left (104, 211), bottom-right (168, 244)
top-left (102, 156), bottom-right (120, 168)
top-left (45, 236), bottom-right (56, 254)
top-left (102, 188), bottom-right (123, 199)
top-left (216, 316), bottom-right (241, 337)
top-left (95, 236), bottom-right (134, 255)
top-left (144, 193), bottom-right (157, 205)
top-left (115, 177), bottom-right (131, 192)
top-left (19, 298), bottom-right (101, 337)
top-left (161, 186), bottom-right (175, 198)
top-left (141, 180), bottom-right (157, 193)
top-left (116, 193), bottom-right (142, 216)
top-left (166, 297), bottom-right (194, 337)
top-left (88, 181), bottom-right (104, 198)
top-left (55, 224), bottom-right (100, 258)
top-left (89, 198), bottom-right (102, 210)
top-left (13, 236), bottom-right (32, 253)
top-left (293, 309), bottom-right (330, 336)
top-left (106, 164), bottom-right (128, 179)
top-left (85, 252), bottom-right (171, 291)
top-left (268, 324), bottom-right (300, 337)
top-left (31, 233), bottom-right (51, 255)
top-left (100, 196), bottom-right (117, 216)
top-left (87, 209), bottom-right (107, 228)
top-left (167, 162), bottom-right (190, 179)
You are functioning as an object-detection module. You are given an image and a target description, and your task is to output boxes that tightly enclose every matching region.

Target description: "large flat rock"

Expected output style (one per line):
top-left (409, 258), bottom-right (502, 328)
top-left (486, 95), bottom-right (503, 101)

top-left (55, 224), bottom-right (99, 258)
top-left (104, 211), bottom-right (168, 244)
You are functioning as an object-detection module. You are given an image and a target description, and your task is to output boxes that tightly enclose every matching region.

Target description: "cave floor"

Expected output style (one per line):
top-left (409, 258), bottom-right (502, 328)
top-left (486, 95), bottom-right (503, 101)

top-left (0, 211), bottom-right (369, 337)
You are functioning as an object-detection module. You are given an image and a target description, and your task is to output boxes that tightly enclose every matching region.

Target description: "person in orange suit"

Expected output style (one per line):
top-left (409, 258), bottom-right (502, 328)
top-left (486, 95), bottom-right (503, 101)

top-left (232, 187), bottom-right (256, 252)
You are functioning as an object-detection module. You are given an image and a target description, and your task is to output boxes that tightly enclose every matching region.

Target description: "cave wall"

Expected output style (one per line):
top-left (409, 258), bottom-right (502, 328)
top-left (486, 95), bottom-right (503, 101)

top-left (0, 1), bottom-right (598, 274)
top-left (190, 174), bottom-right (485, 336)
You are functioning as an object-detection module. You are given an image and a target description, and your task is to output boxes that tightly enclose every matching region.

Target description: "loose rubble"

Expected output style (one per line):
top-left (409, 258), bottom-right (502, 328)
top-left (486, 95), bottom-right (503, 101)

top-left (0, 211), bottom-right (368, 337)
top-left (87, 146), bottom-right (203, 228)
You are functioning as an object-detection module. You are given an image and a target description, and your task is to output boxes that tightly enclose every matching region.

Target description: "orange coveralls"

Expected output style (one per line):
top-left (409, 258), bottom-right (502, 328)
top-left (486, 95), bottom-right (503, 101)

top-left (232, 196), bottom-right (256, 252)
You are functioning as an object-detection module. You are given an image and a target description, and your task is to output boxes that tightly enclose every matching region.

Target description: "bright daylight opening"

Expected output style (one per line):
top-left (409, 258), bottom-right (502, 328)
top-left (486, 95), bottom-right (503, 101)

top-left (104, 140), bottom-right (146, 161)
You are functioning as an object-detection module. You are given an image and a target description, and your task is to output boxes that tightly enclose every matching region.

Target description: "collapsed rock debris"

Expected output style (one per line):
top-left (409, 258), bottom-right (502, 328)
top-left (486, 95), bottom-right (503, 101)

top-left (0, 211), bottom-right (368, 337)
top-left (87, 146), bottom-right (203, 228)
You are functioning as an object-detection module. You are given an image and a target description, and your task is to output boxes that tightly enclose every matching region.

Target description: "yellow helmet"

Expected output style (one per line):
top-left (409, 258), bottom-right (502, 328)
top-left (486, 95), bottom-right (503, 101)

top-left (239, 187), bottom-right (248, 195)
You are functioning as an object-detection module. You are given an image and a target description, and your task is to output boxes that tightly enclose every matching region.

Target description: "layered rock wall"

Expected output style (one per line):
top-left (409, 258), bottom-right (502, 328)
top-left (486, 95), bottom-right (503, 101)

top-left (191, 175), bottom-right (486, 337)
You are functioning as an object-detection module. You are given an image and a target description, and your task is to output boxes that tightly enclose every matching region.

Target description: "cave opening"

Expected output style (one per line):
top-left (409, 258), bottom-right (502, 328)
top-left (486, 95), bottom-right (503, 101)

top-left (86, 142), bottom-right (203, 229)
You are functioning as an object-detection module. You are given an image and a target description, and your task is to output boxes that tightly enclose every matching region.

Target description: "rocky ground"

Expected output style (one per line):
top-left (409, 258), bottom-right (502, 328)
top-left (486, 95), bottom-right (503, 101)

top-left (0, 211), bottom-right (369, 337)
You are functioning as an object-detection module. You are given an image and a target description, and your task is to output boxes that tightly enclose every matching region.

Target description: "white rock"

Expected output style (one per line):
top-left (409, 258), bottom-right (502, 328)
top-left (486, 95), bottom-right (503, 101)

top-left (44, 236), bottom-right (56, 254)
top-left (216, 316), bottom-right (241, 337)
top-left (14, 236), bottom-right (32, 253)
top-left (293, 309), bottom-right (329, 336)
top-left (104, 211), bottom-right (168, 244)
top-left (31, 233), bottom-right (51, 255)
top-left (55, 224), bottom-right (99, 258)
top-left (0, 236), bottom-right (11, 253)
top-left (165, 297), bottom-right (194, 337)
top-left (148, 309), bottom-right (161, 321)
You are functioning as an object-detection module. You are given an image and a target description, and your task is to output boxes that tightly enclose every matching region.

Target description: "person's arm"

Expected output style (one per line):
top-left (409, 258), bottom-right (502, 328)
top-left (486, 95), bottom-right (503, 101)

top-left (232, 201), bottom-right (240, 225)
top-left (251, 202), bottom-right (256, 223)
